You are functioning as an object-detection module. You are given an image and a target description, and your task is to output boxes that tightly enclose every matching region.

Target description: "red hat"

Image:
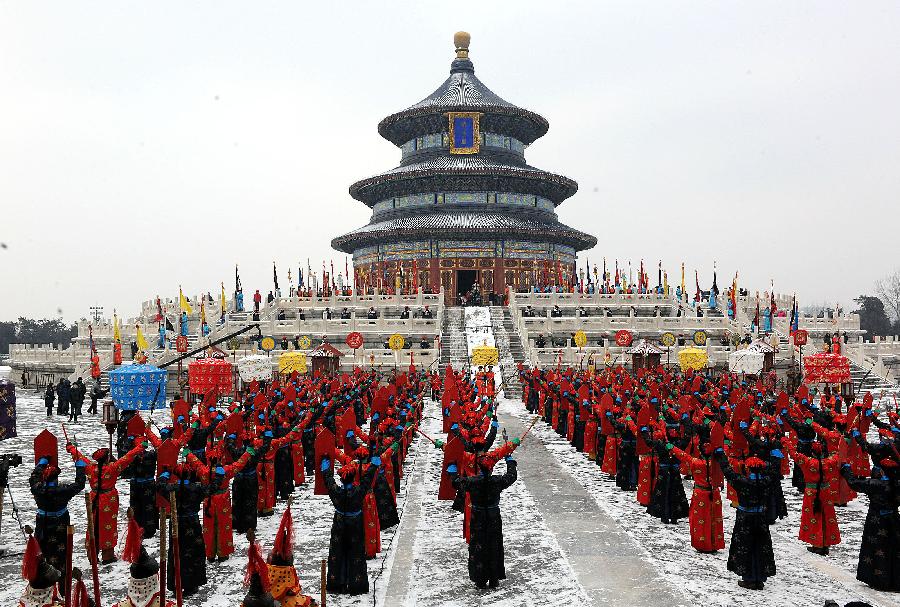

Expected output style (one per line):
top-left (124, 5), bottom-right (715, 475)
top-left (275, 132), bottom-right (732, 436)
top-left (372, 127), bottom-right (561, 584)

top-left (339, 462), bottom-right (358, 481)
top-left (880, 458), bottom-right (899, 469)
top-left (271, 507), bottom-right (293, 563)
top-left (745, 457), bottom-right (766, 469)
top-left (244, 541), bottom-right (270, 592)
top-left (120, 514), bottom-right (144, 564)
top-left (22, 535), bottom-right (41, 581)
top-left (92, 448), bottom-right (110, 462)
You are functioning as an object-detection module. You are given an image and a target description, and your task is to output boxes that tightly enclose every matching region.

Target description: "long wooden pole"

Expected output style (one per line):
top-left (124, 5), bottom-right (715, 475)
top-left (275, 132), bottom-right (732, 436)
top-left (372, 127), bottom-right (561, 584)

top-left (83, 494), bottom-right (101, 607)
top-left (320, 558), bottom-right (327, 607)
top-left (64, 525), bottom-right (74, 607)
top-left (170, 491), bottom-right (183, 607)
top-left (159, 509), bottom-right (168, 607)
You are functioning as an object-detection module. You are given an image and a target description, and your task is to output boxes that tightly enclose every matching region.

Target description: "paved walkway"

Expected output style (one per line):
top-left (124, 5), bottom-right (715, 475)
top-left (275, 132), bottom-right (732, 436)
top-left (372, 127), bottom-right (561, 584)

top-left (381, 400), bottom-right (687, 607)
top-left (499, 409), bottom-right (688, 606)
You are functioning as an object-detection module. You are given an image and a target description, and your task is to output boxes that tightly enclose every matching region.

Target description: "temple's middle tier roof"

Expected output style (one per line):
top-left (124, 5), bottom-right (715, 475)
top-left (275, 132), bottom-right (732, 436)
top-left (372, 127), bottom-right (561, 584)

top-left (331, 210), bottom-right (597, 253)
top-left (349, 155), bottom-right (578, 206)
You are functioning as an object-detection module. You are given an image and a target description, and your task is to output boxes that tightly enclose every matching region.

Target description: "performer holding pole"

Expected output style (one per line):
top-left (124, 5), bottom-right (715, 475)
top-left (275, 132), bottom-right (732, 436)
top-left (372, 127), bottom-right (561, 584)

top-left (84, 494), bottom-right (101, 607)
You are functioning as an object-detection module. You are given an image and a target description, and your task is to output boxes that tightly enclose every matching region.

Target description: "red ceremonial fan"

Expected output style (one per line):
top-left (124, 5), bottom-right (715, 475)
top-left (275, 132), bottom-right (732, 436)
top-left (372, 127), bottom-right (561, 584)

top-left (709, 421), bottom-right (725, 452)
top-left (314, 428), bottom-right (336, 496)
top-left (34, 429), bottom-right (58, 467)
top-left (126, 414), bottom-right (146, 440)
top-left (439, 436), bottom-right (464, 500)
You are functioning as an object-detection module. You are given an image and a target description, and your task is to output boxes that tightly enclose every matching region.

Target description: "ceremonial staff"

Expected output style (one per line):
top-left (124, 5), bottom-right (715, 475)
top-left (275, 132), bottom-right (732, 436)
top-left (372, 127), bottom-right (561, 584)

top-left (65, 525), bottom-right (74, 607)
top-left (170, 490), bottom-right (183, 607)
top-left (159, 508), bottom-right (168, 607)
top-left (84, 494), bottom-right (101, 607)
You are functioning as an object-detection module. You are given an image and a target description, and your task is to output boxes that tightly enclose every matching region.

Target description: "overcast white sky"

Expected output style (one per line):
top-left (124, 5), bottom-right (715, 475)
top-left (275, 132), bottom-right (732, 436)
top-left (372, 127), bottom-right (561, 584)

top-left (1, 1), bottom-right (898, 322)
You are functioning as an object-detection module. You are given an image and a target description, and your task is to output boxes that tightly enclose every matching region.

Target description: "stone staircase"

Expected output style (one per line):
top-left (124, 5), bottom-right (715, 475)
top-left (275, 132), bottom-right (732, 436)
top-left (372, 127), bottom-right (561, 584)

top-left (849, 359), bottom-right (897, 393)
top-left (489, 306), bottom-right (526, 400)
top-left (440, 307), bottom-right (469, 371)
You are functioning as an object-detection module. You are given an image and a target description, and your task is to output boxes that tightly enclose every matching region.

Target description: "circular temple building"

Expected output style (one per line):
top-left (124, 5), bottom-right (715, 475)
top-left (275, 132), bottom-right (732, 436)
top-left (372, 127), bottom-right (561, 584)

top-left (332, 32), bottom-right (597, 304)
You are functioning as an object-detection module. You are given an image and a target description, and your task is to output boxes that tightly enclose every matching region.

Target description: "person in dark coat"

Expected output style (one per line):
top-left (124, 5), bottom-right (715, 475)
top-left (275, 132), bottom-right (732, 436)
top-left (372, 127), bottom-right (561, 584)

top-left (839, 459), bottom-right (900, 591)
top-left (44, 383), bottom-right (55, 417)
top-left (644, 429), bottom-right (690, 524)
top-left (29, 456), bottom-right (86, 575)
top-left (323, 459), bottom-right (377, 595)
top-left (451, 454), bottom-right (518, 589)
top-left (714, 450), bottom-right (777, 590)
top-left (159, 472), bottom-right (209, 597)
top-left (87, 382), bottom-right (107, 415)
top-left (608, 412), bottom-right (639, 491)
top-left (230, 431), bottom-right (267, 535)
top-left (56, 378), bottom-right (70, 415)
top-left (124, 434), bottom-right (159, 538)
top-left (68, 377), bottom-right (85, 422)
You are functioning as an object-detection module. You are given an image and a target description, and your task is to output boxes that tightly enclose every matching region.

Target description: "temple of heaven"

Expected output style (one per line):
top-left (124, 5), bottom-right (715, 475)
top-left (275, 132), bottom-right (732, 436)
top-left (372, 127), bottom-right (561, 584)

top-left (332, 32), bottom-right (597, 304)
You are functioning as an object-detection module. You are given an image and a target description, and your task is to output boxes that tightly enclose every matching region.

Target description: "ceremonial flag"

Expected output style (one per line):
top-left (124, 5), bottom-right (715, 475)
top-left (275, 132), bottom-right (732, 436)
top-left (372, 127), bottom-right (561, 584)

top-left (136, 324), bottom-right (149, 352)
top-left (614, 260), bottom-right (619, 288)
top-left (273, 262), bottom-right (279, 291)
top-left (298, 267), bottom-right (304, 288)
top-left (220, 282), bottom-right (227, 316)
top-left (412, 259), bottom-right (418, 291)
top-left (681, 263), bottom-right (686, 301)
top-left (658, 260), bottom-right (662, 291)
top-left (770, 280), bottom-right (777, 317)
top-left (89, 324), bottom-right (97, 357)
top-left (754, 301), bottom-right (760, 335)
top-left (694, 270), bottom-right (701, 302)
top-left (165, 316), bottom-right (175, 332)
top-left (179, 287), bottom-right (193, 315)
top-left (235, 265), bottom-right (242, 293)
top-left (789, 295), bottom-right (799, 336)
top-left (155, 296), bottom-right (163, 323)
top-left (663, 271), bottom-right (668, 297)
top-left (200, 298), bottom-right (207, 325)
top-left (113, 312), bottom-right (121, 344)
top-left (345, 257), bottom-right (349, 282)
top-left (731, 272), bottom-right (738, 318)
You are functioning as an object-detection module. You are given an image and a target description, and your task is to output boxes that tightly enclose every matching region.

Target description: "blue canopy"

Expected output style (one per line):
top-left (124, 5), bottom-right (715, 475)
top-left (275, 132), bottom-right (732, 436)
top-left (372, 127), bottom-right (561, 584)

top-left (109, 364), bottom-right (167, 410)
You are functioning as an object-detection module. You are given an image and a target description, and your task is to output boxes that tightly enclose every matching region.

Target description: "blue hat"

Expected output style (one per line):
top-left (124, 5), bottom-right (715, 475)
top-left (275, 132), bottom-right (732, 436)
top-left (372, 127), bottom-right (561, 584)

top-left (770, 449), bottom-right (784, 459)
top-left (215, 466), bottom-right (226, 476)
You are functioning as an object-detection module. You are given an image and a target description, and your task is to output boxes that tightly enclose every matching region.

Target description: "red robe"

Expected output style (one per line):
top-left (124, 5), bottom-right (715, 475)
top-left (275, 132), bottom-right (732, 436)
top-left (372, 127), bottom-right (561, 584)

top-left (637, 454), bottom-right (657, 506)
top-left (674, 447), bottom-right (725, 552)
top-left (187, 450), bottom-right (250, 559)
top-left (791, 448), bottom-right (842, 548)
top-left (67, 443), bottom-right (143, 551)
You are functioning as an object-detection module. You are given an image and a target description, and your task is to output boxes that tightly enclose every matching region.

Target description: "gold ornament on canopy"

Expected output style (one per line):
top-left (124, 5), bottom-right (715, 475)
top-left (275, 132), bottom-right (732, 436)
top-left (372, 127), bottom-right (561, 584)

top-left (471, 341), bottom-right (500, 366)
top-left (278, 352), bottom-right (307, 374)
top-left (388, 334), bottom-right (405, 351)
top-left (678, 346), bottom-right (708, 371)
top-left (574, 330), bottom-right (587, 348)
top-left (297, 335), bottom-right (311, 350)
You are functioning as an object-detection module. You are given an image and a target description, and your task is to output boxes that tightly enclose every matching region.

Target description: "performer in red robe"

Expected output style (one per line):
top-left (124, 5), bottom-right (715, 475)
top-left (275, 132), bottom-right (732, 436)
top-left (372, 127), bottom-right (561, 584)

top-left (66, 441), bottom-right (144, 563)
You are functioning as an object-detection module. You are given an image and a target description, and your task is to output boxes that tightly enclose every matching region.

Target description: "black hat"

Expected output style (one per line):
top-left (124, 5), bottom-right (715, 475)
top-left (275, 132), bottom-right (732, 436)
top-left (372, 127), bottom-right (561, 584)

top-left (130, 545), bottom-right (159, 579)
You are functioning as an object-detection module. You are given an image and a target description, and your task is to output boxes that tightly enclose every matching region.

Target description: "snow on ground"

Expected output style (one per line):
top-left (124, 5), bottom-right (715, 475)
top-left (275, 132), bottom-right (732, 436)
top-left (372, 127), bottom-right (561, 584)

top-left (2, 385), bottom-right (898, 607)
top-left (0, 392), bottom-right (420, 607)
top-left (501, 396), bottom-right (896, 607)
top-left (387, 391), bottom-right (590, 607)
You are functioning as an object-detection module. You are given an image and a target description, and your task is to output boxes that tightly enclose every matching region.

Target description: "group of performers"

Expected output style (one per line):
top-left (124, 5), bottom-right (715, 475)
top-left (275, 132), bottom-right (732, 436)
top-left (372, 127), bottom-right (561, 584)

top-left (19, 367), bottom-right (443, 606)
top-left (17, 355), bottom-right (900, 605)
top-left (519, 364), bottom-right (900, 592)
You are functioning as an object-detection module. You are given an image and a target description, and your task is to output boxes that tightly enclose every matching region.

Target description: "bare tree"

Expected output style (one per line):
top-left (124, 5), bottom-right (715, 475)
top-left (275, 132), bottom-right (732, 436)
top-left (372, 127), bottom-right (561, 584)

top-left (875, 269), bottom-right (900, 323)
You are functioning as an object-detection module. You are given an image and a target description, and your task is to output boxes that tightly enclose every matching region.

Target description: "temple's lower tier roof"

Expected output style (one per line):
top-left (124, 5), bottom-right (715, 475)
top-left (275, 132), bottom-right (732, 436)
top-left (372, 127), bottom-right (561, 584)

top-left (331, 211), bottom-right (597, 253)
top-left (349, 154), bottom-right (578, 205)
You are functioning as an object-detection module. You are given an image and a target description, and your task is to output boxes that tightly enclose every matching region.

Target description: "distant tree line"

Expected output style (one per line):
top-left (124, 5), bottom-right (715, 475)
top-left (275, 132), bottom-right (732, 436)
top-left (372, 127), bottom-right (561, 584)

top-left (855, 268), bottom-right (900, 339)
top-left (0, 317), bottom-right (78, 355)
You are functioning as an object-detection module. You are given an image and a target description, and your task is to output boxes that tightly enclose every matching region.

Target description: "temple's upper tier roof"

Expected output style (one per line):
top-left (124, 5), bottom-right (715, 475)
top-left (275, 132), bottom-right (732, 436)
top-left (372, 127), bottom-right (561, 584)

top-left (377, 33), bottom-right (549, 146)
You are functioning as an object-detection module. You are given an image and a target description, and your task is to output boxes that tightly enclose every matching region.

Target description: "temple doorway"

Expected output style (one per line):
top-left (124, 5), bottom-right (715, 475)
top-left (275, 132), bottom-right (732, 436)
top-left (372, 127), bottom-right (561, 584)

top-left (456, 269), bottom-right (477, 303)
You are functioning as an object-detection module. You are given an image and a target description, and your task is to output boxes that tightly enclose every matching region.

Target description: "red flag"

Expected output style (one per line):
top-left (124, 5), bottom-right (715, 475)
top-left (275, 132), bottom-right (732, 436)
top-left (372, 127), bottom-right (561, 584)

top-left (412, 259), bottom-right (418, 292)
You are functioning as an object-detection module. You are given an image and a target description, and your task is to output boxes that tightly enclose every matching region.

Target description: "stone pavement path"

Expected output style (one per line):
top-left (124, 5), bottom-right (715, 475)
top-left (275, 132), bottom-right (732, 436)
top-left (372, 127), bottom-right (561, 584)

top-left (382, 398), bottom-right (687, 607)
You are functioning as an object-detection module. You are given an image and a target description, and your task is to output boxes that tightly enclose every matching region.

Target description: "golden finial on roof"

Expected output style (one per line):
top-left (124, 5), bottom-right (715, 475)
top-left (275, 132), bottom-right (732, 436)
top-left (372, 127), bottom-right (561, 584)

top-left (454, 31), bottom-right (471, 59)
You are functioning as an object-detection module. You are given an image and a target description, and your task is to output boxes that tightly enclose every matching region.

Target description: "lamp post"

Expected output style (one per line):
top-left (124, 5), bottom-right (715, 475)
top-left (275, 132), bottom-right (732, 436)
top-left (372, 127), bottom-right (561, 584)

top-left (101, 398), bottom-right (118, 452)
top-left (89, 306), bottom-right (104, 324)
